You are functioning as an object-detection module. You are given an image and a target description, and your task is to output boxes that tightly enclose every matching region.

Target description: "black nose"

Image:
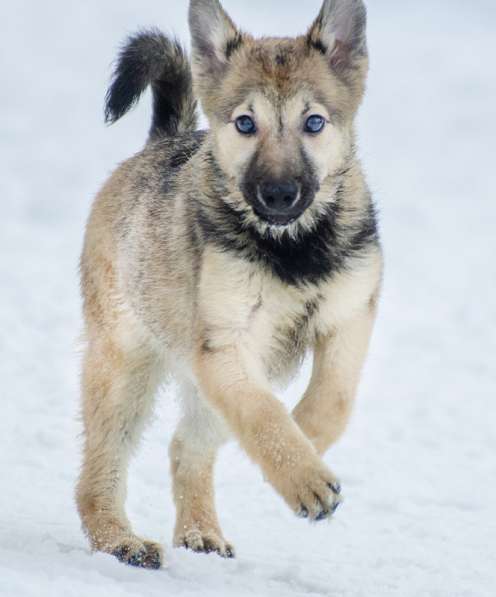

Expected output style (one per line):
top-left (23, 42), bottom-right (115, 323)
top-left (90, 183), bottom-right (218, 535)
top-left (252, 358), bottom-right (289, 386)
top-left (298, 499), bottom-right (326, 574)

top-left (259, 181), bottom-right (299, 213)
top-left (250, 179), bottom-right (309, 225)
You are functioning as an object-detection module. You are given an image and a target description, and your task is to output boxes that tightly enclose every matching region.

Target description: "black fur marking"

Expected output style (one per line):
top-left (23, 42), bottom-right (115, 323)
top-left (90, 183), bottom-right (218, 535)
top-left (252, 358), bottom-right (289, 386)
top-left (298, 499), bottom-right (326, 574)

top-left (307, 10), bottom-right (328, 56)
top-left (225, 33), bottom-right (244, 60)
top-left (131, 131), bottom-right (207, 212)
top-left (251, 209), bottom-right (340, 285)
top-left (196, 153), bottom-right (378, 287)
top-left (159, 131), bottom-right (207, 194)
top-left (198, 193), bottom-right (377, 286)
top-left (105, 29), bottom-right (197, 139)
top-left (308, 38), bottom-right (328, 56)
top-left (349, 202), bottom-right (378, 252)
top-left (169, 147), bottom-right (198, 170)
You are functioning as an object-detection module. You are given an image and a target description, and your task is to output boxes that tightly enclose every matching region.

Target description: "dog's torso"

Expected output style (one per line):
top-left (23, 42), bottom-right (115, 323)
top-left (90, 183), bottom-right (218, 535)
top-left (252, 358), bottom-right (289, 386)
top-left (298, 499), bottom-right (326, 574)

top-left (83, 132), bottom-right (381, 385)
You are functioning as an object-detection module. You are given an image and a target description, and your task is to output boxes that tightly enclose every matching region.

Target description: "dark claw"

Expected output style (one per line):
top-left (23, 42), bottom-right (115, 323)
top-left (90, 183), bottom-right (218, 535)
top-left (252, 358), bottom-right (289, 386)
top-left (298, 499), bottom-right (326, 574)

top-left (329, 482), bottom-right (341, 495)
top-left (224, 546), bottom-right (235, 559)
top-left (185, 537), bottom-right (235, 559)
top-left (298, 506), bottom-right (309, 519)
top-left (314, 498), bottom-right (342, 522)
top-left (129, 552), bottom-right (145, 567)
top-left (331, 500), bottom-right (342, 514)
top-left (203, 541), bottom-right (215, 554)
top-left (204, 540), bottom-right (228, 558)
top-left (315, 510), bottom-right (330, 521)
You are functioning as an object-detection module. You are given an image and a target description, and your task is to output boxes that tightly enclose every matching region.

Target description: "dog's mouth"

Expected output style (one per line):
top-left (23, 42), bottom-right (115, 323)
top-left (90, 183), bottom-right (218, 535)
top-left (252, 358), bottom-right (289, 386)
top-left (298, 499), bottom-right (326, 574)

top-left (252, 208), bottom-right (301, 227)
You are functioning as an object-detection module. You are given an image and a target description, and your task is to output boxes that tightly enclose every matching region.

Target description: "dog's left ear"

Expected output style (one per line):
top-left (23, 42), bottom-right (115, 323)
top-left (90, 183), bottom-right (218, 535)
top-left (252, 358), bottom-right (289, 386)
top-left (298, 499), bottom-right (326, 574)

top-left (307, 0), bottom-right (368, 75)
top-left (189, 0), bottom-right (244, 94)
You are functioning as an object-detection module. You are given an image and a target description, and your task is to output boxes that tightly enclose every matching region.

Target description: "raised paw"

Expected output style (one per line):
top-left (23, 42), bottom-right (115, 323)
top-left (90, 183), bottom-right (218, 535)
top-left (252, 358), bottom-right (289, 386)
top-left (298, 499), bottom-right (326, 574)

top-left (298, 484), bottom-right (342, 522)
top-left (268, 453), bottom-right (343, 523)
top-left (295, 473), bottom-right (343, 522)
top-left (112, 539), bottom-right (163, 569)
top-left (175, 529), bottom-right (235, 559)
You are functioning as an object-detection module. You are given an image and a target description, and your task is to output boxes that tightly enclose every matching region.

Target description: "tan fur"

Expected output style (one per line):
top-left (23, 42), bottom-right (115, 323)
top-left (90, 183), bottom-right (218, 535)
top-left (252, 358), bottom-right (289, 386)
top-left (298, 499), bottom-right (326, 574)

top-left (77, 0), bottom-right (381, 567)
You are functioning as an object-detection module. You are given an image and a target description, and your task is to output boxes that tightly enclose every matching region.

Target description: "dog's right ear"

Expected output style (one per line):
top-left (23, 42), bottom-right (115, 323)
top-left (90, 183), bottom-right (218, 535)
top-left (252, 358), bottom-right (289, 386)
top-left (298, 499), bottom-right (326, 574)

top-left (189, 0), bottom-right (244, 100)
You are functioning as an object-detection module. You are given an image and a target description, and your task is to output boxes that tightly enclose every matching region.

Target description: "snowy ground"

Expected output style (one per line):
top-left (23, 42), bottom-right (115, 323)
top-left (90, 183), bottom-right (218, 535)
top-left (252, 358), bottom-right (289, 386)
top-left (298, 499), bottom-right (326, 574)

top-left (1, 1), bottom-right (495, 596)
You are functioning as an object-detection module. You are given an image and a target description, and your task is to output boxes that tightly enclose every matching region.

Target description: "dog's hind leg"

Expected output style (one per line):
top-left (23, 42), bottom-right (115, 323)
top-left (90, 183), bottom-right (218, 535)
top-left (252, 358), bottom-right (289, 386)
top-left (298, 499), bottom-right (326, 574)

top-left (76, 332), bottom-right (164, 569)
top-left (170, 381), bottom-right (234, 558)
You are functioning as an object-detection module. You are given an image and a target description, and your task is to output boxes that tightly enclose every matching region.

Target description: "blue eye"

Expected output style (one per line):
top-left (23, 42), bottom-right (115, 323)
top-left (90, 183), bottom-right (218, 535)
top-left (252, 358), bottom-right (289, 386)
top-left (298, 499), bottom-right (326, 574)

top-left (304, 115), bottom-right (326, 134)
top-left (235, 115), bottom-right (257, 135)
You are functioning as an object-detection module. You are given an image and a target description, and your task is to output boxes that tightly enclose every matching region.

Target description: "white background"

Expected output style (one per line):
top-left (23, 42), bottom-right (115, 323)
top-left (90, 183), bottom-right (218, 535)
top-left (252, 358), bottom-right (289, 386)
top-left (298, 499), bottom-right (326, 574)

top-left (1, 1), bottom-right (495, 595)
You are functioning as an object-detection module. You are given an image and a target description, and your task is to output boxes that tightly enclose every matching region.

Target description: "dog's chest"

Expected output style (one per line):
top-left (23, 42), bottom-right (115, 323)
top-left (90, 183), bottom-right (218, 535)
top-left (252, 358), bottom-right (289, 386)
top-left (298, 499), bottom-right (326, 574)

top-left (199, 246), bottom-right (381, 375)
top-left (250, 279), bottom-right (323, 379)
top-left (199, 248), bottom-right (334, 378)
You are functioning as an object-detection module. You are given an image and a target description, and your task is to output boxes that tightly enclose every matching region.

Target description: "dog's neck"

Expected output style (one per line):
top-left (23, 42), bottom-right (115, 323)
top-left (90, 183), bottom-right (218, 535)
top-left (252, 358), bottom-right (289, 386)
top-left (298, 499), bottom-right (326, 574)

top-left (193, 146), bottom-right (377, 287)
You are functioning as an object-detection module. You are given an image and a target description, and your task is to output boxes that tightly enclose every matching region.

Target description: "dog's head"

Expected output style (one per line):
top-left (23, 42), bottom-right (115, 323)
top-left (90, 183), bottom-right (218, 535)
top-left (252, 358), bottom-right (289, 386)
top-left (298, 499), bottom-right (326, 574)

top-left (189, 0), bottom-right (368, 235)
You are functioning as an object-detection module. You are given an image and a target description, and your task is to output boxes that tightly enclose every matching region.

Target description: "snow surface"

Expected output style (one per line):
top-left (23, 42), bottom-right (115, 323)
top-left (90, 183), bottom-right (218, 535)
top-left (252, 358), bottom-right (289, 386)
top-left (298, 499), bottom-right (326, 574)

top-left (1, 1), bottom-right (495, 596)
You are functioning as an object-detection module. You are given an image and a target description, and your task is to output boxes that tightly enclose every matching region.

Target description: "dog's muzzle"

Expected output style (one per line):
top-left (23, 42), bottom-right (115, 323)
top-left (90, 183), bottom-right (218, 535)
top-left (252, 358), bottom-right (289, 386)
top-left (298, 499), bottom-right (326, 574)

top-left (251, 180), bottom-right (309, 226)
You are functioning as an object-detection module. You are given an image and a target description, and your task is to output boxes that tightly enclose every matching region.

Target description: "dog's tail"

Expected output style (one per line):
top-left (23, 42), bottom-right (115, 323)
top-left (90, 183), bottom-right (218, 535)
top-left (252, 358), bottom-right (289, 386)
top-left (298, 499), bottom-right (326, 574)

top-left (104, 29), bottom-right (197, 140)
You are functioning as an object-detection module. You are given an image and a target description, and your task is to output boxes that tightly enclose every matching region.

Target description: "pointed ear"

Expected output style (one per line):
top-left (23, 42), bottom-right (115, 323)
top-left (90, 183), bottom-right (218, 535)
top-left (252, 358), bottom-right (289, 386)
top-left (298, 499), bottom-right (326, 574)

top-left (189, 0), bottom-right (244, 84)
top-left (307, 0), bottom-right (368, 74)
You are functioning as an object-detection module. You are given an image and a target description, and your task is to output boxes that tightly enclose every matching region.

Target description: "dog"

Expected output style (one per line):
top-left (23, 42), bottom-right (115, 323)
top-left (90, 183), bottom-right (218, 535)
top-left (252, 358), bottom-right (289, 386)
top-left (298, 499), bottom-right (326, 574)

top-left (76, 0), bottom-right (382, 569)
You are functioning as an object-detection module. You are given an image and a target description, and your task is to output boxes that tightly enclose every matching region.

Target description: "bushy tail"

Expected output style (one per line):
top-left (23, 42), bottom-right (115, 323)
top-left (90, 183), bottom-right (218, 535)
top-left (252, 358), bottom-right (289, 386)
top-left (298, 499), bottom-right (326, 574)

top-left (104, 29), bottom-right (197, 139)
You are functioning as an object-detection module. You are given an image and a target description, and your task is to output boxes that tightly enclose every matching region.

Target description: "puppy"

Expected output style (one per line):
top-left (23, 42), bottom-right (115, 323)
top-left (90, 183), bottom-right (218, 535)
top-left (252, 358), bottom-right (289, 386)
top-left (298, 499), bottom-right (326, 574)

top-left (76, 0), bottom-right (382, 568)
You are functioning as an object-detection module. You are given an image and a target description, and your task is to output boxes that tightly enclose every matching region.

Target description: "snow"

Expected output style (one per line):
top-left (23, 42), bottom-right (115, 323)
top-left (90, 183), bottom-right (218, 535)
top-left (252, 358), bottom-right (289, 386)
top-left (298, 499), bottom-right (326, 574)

top-left (1, 1), bottom-right (495, 596)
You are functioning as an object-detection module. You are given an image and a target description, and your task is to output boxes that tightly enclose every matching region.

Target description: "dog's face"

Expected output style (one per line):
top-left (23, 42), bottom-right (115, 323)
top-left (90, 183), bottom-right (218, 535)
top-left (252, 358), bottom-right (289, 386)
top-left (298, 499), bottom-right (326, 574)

top-left (189, 0), bottom-right (368, 235)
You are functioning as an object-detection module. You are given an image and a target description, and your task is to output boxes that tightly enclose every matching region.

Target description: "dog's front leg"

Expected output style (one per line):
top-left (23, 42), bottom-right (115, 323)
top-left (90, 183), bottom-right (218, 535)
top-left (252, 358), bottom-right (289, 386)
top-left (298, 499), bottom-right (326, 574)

top-left (194, 341), bottom-right (341, 521)
top-left (293, 305), bottom-right (377, 456)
